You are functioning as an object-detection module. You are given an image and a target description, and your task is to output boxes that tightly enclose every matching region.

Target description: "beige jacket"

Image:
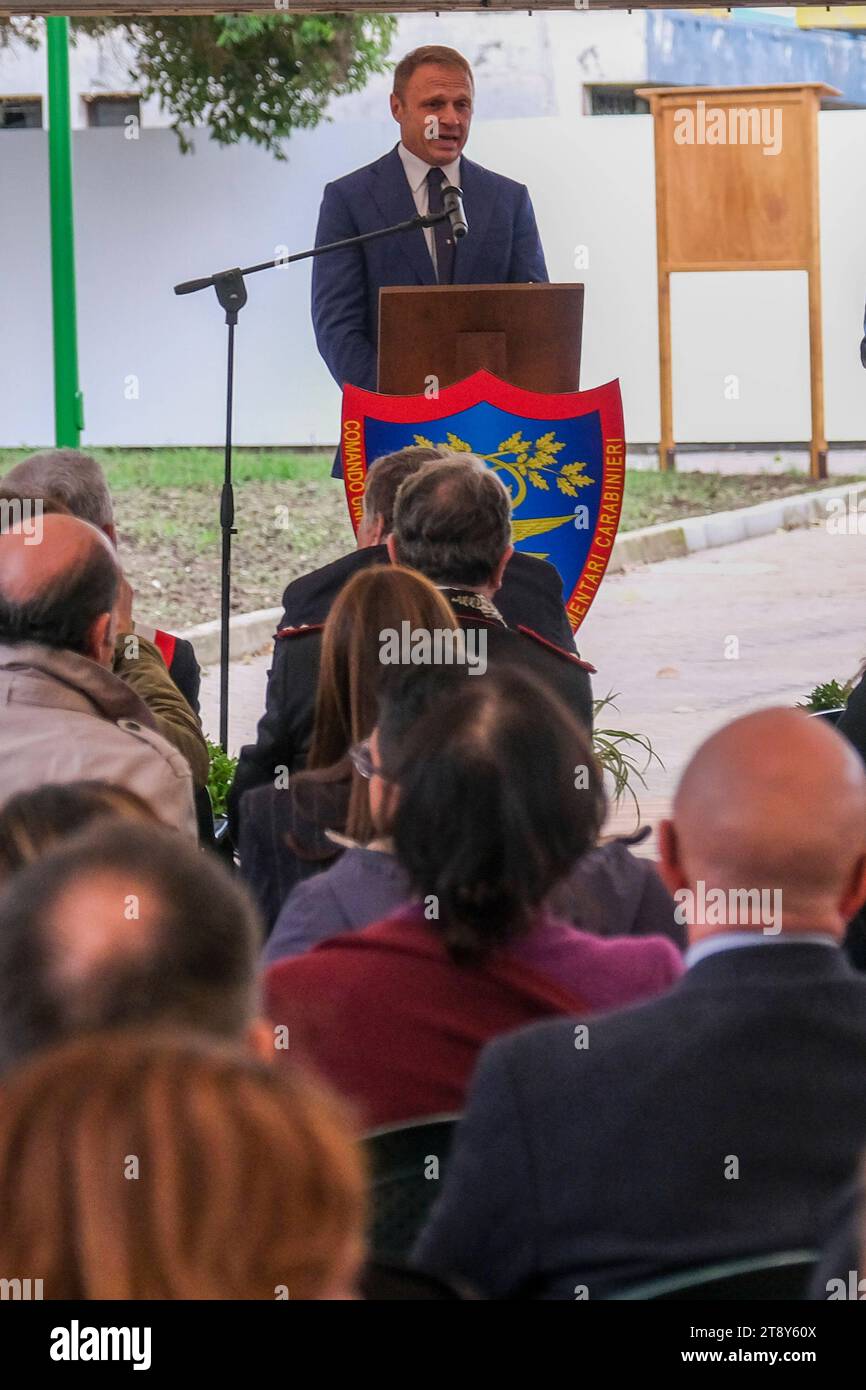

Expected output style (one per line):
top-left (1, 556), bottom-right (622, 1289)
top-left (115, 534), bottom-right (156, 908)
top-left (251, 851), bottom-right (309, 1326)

top-left (0, 641), bottom-right (196, 837)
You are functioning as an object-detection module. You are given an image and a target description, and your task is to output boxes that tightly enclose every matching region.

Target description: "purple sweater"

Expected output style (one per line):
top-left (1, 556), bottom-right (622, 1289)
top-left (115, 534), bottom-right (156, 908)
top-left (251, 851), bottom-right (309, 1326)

top-left (264, 839), bottom-right (684, 968)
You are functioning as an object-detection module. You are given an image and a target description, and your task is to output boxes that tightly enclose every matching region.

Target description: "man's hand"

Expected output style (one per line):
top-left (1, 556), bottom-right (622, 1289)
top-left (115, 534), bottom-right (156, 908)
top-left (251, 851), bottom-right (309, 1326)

top-left (114, 574), bottom-right (135, 636)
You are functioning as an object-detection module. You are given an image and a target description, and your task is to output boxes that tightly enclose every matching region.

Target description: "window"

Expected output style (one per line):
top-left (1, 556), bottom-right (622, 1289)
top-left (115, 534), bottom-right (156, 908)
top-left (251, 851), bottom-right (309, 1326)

top-left (586, 86), bottom-right (650, 117)
top-left (85, 95), bottom-right (141, 129)
top-left (0, 97), bottom-right (43, 130)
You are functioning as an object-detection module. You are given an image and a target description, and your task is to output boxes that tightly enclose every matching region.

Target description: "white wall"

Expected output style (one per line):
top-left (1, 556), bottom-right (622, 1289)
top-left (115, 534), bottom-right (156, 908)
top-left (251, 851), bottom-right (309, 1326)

top-left (0, 28), bottom-right (166, 129)
top-left (0, 12), bottom-right (648, 129)
top-left (3, 98), bottom-right (866, 447)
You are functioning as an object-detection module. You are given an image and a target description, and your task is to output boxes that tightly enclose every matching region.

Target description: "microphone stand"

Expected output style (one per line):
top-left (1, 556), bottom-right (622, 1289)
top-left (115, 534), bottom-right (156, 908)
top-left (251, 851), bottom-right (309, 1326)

top-left (174, 195), bottom-right (465, 753)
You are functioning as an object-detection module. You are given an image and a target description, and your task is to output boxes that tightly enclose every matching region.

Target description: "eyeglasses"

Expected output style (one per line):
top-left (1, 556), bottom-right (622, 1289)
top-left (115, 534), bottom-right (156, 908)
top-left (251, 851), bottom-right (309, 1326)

top-left (349, 739), bottom-right (388, 781)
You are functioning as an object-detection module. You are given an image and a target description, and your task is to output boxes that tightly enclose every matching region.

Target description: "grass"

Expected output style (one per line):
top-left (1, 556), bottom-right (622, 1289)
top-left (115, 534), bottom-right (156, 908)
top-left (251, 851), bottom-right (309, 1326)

top-left (617, 468), bottom-right (861, 532)
top-left (1, 447), bottom-right (859, 628)
top-left (0, 447), bottom-right (332, 492)
top-left (1, 447), bottom-right (856, 530)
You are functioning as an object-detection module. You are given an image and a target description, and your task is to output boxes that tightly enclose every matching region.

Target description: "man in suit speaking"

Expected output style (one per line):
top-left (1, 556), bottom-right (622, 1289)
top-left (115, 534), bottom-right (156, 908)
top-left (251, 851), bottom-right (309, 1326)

top-left (312, 45), bottom-right (549, 473)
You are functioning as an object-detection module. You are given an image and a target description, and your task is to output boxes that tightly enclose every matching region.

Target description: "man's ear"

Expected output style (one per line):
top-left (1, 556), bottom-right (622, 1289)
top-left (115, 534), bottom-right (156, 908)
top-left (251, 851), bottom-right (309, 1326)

top-left (385, 533), bottom-right (399, 565)
top-left (247, 1017), bottom-right (277, 1065)
top-left (491, 544), bottom-right (514, 593)
top-left (87, 611), bottom-right (115, 667)
top-left (389, 92), bottom-right (401, 123)
top-left (839, 853), bottom-right (866, 924)
top-left (103, 522), bottom-right (118, 548)
top-left (657, 819), bottom-right (687, 897)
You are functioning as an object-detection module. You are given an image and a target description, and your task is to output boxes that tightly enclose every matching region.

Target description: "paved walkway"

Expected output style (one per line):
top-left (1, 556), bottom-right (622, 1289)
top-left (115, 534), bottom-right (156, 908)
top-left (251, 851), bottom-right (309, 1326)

top-left (627, 447), bottom-right (866, 476)
top-left (200, 520), bottom-right (866, 850)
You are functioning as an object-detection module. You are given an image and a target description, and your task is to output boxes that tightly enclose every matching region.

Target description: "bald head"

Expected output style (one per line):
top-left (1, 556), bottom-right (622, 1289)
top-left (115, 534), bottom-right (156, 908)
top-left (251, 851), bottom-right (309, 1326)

top-left (0, 822), bottom-right (262, 1073)
top-left (0, 512), bottom-right (119, 664)
top-left (49, 870), bottom-right (161, 1004)
top-left (660, 708), bottom-right (866, 941)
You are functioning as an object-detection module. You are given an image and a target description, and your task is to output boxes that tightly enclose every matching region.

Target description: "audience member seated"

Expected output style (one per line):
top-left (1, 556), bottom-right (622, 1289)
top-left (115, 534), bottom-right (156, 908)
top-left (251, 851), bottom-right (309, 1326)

top-left (0, 514), bottom-right (195, 834)
top-left (238, 565), bottom-right (458, 932)
top-left (264, 668), bottom-right (681, 1129)
top-left (2, 449), bottom-right (208, 784)
top-left (277, 443), bottom-right (575, 644)
top-left (0, 1032), bottom-right (365, 1299)
top-left (265, 665), bottom-right (683, 966)
top-left (230, 456), bottom-right (594, 835)
top-left (0, 780), bottom-right (157, 887)
top-left (413, 708), bottom-right (866, 1299)
top-left (0, 821), bottom-right (268, 1074)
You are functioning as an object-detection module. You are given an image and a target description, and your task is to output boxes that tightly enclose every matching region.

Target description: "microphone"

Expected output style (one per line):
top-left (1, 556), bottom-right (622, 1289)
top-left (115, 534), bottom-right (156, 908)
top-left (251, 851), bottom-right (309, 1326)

top-left (442, 185), bottom-right (469, 240)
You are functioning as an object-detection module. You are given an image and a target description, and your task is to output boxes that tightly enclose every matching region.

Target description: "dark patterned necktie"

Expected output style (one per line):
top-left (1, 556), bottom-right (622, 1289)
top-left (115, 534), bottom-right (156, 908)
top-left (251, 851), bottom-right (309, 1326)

top-left (426, 166), bottom-right (455, 285)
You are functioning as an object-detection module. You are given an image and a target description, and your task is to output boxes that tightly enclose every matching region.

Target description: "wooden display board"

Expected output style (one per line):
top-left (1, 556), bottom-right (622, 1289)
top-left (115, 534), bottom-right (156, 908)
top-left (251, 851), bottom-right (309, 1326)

top-left (636, 82), bottom-right (838, 478)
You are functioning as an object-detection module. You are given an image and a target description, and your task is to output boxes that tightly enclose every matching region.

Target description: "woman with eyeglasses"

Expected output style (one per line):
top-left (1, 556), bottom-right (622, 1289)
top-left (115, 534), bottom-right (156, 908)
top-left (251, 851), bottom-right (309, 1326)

top-left (264, 666), bottom-right (683, 1128)
top-left (237, 565), bottom-right (458, 931)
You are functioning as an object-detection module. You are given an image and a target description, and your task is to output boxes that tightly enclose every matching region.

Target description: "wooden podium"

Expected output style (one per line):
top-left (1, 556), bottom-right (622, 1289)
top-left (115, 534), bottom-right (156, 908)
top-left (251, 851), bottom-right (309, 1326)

top-left (377, 284), bottom-right (584, 395)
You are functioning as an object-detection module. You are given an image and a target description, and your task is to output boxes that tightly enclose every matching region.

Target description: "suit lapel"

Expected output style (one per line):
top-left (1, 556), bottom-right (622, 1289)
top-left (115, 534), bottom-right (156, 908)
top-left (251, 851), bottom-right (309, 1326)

top-left (453, 155), bottom-right (497, 284)
top-left (369, 146), bottom-right (436, 287)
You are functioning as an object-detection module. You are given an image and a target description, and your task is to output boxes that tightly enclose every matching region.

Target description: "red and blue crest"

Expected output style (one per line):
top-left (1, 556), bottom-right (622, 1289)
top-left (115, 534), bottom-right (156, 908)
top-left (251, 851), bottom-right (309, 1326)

top-left (341, 371), bottom-right (624, 631)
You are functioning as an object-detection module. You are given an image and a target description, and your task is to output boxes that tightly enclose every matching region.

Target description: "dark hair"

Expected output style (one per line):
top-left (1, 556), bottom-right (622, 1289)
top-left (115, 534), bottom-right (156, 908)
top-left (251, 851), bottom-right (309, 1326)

top-left (392, 45), bottom-right (474, 100)
top-left (363, 445), bottom-right (446, 535)
top-left (0, 821), bottom-right (262, 1074)
top-left (0, 532), bottom-right (118, 656)
top-left (0, 781), bottom-right (158, 886)
top-left (392, 459), bottom-right (511, 588)
top-left (376, 663), bottom-right (472, 773)
top-left (390, 668), bottom-right (606, 965)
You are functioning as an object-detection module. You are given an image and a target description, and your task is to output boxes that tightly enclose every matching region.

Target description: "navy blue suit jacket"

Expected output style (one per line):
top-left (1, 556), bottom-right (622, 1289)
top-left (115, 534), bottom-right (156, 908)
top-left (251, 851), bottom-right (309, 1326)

top-left (414, 942), bottom-right (866, 1299)
top-left (311, 144), bottom-right (549, 401)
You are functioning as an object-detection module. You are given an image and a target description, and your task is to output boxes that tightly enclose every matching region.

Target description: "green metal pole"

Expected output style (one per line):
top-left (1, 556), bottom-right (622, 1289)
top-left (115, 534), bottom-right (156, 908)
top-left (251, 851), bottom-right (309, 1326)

top-left (46, 16), bottom-right (83, 447)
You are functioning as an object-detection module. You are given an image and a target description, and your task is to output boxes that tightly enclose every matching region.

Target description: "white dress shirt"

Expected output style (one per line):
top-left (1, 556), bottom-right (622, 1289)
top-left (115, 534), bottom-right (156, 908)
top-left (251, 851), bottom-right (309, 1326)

top-left (397, 142), bottom-right (461, 280)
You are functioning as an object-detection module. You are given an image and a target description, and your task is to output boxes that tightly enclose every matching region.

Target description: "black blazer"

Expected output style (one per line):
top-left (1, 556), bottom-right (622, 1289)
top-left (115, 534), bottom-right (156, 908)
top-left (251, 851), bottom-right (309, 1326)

top-left (414, 943), bottom-right (866, 1298)
top-left (227, 549), bottom-right (583, 838)
top-left (808, 1179), bottom-right (862, 1300)
top-left (237, 772), bottom-right (350, 934)
top-left (277, 545), bottom-right (575, 648)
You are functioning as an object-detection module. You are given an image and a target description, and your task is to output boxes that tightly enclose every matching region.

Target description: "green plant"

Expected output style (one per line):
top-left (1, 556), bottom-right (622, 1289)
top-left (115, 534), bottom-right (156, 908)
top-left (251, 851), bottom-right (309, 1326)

top-left (797, 678), bottom-right (853, 714)
top-left (206, 740), bottom-right (238, 820)
top-left (592, 692), bottom-right (662, 825)
top-left (1, 14), bottom-right (396, 158)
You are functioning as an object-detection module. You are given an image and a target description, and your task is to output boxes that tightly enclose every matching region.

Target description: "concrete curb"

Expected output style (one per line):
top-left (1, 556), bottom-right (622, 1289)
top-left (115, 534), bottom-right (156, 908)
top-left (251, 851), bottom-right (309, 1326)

top-left (183, 480), bottom-right (866, 663)
top-left (181, 605), bottom-right (283, 668)
top-left (605, 480), bottom-right (866, 575)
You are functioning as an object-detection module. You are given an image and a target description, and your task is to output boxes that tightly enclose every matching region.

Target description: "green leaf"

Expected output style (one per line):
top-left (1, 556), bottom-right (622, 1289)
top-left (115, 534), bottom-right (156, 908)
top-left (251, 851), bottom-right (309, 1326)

top-left (48, 13), bottom-right (397, 159)
top-left (796, 678), bottom-right (853, 713)
top-left (206, 740), bottom-right (239, 819)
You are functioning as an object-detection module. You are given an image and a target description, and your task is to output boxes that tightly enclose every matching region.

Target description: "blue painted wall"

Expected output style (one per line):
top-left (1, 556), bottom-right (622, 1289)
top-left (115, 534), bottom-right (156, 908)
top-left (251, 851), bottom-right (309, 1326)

top-left (646, 10), bottom-right (866, 103)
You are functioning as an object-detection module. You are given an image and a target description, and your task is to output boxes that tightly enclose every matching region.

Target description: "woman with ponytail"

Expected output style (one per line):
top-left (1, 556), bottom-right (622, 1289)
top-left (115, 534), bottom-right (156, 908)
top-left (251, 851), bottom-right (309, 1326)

top-left (265, 666), bottom-right (682, 1128)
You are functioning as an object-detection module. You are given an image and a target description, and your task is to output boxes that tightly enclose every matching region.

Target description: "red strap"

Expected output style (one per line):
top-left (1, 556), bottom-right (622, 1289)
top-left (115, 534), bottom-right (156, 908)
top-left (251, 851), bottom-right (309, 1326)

top-left (517, 625), bottom-right (597, 674)
top-left (275, 623), bottom-right (325, 640)
top-left (152, 629), bottom-right (176, 669)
